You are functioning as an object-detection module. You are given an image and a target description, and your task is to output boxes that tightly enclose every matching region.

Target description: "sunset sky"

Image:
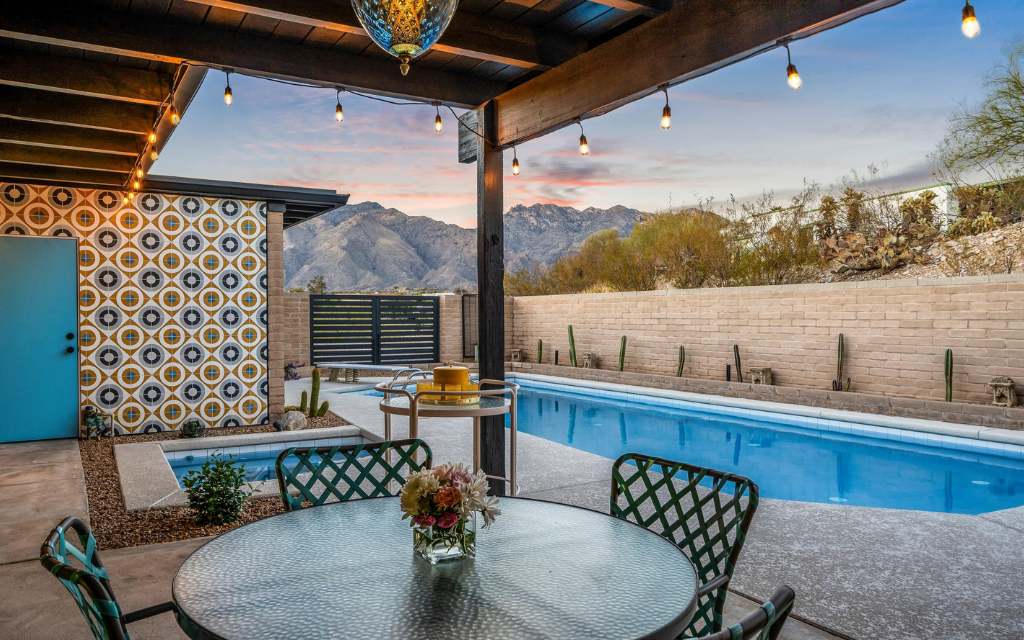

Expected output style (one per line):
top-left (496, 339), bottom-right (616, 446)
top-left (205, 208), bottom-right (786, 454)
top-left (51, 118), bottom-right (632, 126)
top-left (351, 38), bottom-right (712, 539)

top-left (154, 0), bottom-right (1024, 228)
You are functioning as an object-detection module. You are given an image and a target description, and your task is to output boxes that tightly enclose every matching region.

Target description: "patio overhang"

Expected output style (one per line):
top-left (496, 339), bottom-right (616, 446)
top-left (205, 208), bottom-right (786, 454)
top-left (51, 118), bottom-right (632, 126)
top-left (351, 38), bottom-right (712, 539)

top-left (0, 0), bottom-right (907, 493)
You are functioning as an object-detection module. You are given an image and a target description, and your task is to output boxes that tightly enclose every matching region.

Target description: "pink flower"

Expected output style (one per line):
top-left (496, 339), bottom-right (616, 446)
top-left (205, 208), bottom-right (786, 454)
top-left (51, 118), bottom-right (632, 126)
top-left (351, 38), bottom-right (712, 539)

top-left (436, 511), bottom-right (460, 529)
top-left (413, 514), bottom-right (436, 528)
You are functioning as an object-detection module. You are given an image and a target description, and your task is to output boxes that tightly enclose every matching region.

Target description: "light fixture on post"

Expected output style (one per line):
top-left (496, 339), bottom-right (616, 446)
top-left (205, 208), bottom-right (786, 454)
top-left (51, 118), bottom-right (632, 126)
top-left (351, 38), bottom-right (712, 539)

top-left (961, 1), bottom-right (980, 38)
top-left (784, 43), bottom-right (802, 90)
top-left (434, 103), bottom-right (443, 134)
top-left (335, 89), bottom-right (345, 124)
top-left (511, 146), bottom-right (520, 175)
top-left (351, 0), bottom-right (459, 76)
top-left (577, 120), bottom-right (590, 156)
top-left (223, 70), bottom-right (233, 105)
top-left (659, 86), bottom-right (672, 130)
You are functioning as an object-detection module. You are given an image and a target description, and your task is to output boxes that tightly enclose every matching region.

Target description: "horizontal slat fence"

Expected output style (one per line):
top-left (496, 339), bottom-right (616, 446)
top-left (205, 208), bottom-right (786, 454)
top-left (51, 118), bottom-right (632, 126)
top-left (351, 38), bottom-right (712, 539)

top-left (310, 294), bottom-right (439, 366)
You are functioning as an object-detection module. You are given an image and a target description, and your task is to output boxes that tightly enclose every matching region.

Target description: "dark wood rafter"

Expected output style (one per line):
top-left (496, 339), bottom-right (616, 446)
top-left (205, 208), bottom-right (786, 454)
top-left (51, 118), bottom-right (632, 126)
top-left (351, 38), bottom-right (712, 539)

top-left (491, 0), bottom-right (905, 146)
top-left (0, 3), bottom-right (507, 107)
top-left (0, 47), bottom-right (173, 105)
top-left (0, 85), bottom-right (156, 134)
top-left (183, 0), bottom-right (586, 69)
top-left (0, 142), bottom-right (134, 173)
top-left (475, 100), bottom-right (507, 496)
top-left (0, 119), bottom-right (140, 156)
top-left (587, 0), bottom-right (668, 17)
top-left (0, 162), bottom-right (125, 187)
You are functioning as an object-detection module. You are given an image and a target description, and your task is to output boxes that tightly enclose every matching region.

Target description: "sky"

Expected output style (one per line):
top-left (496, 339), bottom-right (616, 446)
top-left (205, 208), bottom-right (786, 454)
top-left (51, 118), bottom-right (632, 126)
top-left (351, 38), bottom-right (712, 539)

top-left (153, 0), bottom-right (1024, 229)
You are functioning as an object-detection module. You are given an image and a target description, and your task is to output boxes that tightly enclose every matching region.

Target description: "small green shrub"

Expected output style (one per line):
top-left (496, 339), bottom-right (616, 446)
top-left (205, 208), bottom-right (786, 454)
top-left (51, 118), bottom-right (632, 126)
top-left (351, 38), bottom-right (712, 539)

top-left (182, 455), bottom-right (251, 525)
top-left (180, 418), bottom-right (206, 439)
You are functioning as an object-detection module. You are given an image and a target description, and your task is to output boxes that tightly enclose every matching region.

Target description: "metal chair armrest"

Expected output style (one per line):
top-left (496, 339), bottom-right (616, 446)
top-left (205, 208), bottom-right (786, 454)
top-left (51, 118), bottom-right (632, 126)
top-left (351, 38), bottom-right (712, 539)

top-left (123, 601), bottom-right (177, 624)
top-left (697, 573), bottom-right (730, 597)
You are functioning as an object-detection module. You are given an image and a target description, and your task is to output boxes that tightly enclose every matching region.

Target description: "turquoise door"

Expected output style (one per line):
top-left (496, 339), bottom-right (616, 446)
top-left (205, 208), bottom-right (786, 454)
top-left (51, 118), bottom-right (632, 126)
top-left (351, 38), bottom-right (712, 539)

top-left (0, 236), bottom-right (79, 442)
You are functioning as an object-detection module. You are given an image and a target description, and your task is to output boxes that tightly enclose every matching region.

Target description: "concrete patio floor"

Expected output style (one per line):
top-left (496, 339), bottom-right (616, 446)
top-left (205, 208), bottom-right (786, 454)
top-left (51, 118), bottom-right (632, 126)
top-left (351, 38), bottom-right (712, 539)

top-left (306, 378), bottom-right (1024, 640)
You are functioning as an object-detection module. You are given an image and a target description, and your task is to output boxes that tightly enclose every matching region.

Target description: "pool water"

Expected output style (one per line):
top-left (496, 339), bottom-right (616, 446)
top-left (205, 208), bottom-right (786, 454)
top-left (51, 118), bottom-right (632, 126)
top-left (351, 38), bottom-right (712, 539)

top-left (513, 383), bottom-right (1024, 514)
top-left (167, 436), bottom-right (362, 485)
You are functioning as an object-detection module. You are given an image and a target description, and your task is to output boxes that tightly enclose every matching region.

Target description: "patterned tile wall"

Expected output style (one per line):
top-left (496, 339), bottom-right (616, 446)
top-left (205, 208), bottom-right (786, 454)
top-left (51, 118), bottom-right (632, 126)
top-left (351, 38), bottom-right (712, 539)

top-left (0, 181), bottom-right (268, 433)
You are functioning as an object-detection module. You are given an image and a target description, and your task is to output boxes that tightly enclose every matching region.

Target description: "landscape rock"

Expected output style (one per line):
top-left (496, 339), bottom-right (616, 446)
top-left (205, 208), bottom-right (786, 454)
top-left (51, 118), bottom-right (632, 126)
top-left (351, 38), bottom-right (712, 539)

top-left (280, 411), bottom-right (307, 431)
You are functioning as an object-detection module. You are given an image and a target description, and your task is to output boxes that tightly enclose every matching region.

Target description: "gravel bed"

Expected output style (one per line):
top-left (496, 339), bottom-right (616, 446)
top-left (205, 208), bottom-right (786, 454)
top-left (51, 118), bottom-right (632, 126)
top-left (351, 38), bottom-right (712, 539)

top-left (79, 415), bottom-right (346, 550)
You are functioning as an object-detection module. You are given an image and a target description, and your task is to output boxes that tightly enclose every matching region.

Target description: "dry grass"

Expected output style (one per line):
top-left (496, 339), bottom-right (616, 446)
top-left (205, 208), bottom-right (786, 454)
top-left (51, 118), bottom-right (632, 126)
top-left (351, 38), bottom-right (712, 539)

top-left (79, 415), bottom-right (346, 549)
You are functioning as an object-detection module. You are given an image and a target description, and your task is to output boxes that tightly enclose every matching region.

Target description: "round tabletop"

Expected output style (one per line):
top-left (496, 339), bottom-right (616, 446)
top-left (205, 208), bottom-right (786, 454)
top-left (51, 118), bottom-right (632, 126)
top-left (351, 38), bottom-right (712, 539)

top-left (173, 497), bottom-right (698, 640)
top-left (377, 393), bottom-right (512, 418)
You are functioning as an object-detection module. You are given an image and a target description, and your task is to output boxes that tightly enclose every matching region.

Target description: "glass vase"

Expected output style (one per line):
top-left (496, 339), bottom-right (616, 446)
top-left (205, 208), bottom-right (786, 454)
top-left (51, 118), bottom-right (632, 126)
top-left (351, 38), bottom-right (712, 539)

top-left (412, 512), bottom-right (476, 564)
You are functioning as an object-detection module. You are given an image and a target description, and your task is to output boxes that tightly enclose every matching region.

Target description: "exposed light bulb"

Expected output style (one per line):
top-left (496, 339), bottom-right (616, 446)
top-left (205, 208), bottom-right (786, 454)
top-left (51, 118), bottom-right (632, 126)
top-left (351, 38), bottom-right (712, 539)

top-left (577, 121), bottom-right (589, 156)
top-left (169, 105), bottom-right (180, 125)
top-left (512, 147), bottom-right (520, 176)
top-left (150, 149), bottom-right (159, 161)
top-left (132, 179), bottom-right (141, 191)
top-left (127, 191), bottom-right (135, 202)
top-left (434, 104), bottom-right (443, 134)
top-left (147, 132), bottom-right (157, 144)
top-left (122, 194), bottom-right (130, 204)
top-left (135, 168), bottom-right (144, 179)
top-left (660, 87), bottom-right (671, 130)
top-left (223, 71), bottom-right (233, 106)
top-left (784, 43), bottom-right (802, 90)
top-left (962, 2), bottom-right (980, 38)
top-left (335, 91), bottom-right (344, 124)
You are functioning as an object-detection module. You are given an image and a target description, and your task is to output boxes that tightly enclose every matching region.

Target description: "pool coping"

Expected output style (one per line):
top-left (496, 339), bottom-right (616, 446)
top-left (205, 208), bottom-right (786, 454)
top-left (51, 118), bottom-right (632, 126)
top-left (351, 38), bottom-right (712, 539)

top-left (508, 373), bottom-right (1024, 458)
top-left (115, 426), bottom-right (375, 511)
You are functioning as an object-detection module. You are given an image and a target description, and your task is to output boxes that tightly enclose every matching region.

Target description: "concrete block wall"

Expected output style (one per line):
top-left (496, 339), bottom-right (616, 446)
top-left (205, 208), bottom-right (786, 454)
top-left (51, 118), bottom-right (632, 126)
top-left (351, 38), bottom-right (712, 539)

top-left (508, 274), bottom-right (1024, 405)
top-left (282, 292), bottom-right (312, 377)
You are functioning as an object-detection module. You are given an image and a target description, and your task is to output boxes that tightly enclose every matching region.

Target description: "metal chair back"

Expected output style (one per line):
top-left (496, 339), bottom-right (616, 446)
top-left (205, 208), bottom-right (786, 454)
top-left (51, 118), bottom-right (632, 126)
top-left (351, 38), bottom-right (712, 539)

top-left (683, 586), bottom-right (795, 640)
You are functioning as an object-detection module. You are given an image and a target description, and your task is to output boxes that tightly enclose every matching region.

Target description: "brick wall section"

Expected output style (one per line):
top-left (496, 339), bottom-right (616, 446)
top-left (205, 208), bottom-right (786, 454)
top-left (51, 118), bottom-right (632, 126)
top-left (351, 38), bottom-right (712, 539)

top-left (508, 274), bottom-right (1024, 406)
top-left (509, 363), bottom-right (1024, 429)
top-left (266, 210), bottom-right (285, 419)
top-left (282, 292), bottom-right (312, 377)
top-left (438, 294), bottom-right (463, 363)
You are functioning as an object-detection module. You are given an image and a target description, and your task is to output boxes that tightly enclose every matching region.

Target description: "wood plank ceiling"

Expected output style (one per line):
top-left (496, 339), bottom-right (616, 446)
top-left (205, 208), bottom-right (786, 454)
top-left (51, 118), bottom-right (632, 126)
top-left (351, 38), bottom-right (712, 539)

top-left (0, 0), bottom-right (903, 189)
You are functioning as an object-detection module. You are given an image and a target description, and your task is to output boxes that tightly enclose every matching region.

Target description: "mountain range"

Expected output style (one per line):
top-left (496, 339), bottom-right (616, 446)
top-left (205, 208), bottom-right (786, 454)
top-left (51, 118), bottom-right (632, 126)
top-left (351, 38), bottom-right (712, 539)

top-left (284, 202), bottom-right (645, 291)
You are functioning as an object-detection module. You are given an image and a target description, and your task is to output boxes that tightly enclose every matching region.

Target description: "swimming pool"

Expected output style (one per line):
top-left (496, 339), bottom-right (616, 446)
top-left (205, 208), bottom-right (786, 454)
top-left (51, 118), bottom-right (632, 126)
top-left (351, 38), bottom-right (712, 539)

top-left (512, 379), bottom-right (1024, 514)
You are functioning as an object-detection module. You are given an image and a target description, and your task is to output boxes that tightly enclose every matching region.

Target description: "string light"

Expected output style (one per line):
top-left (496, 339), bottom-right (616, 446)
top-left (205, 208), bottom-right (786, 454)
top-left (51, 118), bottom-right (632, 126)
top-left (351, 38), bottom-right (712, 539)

top-left (335, 89), bottom-right (344, 124)
top-left (511, 146), bottom-right (520, 175)
top-left (169, 105), bottom-right (180, 125)
top-left (147, 132), bottom-right (157, 144)
top-left (961, 1), bottom-right (980, 38)
top-left (434, 103), bottom-right (443, 134)
top-left (150, 149), bottom-right (159, 161)
top-left (135, 167), bottom-right (144, 179)
top-left (577, 121), bottom-right (589, 156)
top-left (660, 86), bottom-right (672, 130)
top-left (784, 43), bottom-right (802, 90)
top-left (132, 179), bottom-right (141, 191)
top-left (223, 70), bottom-right (233, 106)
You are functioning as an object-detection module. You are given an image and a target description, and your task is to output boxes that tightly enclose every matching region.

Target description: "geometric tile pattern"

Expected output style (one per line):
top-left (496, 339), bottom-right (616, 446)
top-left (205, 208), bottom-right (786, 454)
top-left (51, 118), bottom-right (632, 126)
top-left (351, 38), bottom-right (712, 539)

top-left (0, 181), bottom-right (268, 433)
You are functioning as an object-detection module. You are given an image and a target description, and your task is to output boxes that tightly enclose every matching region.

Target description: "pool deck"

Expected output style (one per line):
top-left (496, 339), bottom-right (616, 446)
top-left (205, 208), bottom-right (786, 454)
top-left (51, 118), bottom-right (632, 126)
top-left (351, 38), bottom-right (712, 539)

top-left (305, 377), bottom-right (1024, 640)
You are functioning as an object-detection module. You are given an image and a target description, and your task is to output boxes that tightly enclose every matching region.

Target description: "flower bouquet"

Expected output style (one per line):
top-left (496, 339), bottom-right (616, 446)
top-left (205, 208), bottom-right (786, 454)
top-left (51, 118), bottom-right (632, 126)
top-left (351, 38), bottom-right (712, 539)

top-left (400, 463), bottom-right (500, 564)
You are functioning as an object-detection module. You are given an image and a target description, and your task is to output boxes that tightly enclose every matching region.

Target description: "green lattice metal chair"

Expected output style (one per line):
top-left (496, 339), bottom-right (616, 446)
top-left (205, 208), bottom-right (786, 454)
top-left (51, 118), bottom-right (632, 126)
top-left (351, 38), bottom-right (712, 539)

top-left (275, 438), bottom-right (432, 511)
top-left (610, 453), bottom-right (760, 638)
top-left (40, 516), bottom-right (177, 640)
top-left (682, 586), bottom-right (795, 640)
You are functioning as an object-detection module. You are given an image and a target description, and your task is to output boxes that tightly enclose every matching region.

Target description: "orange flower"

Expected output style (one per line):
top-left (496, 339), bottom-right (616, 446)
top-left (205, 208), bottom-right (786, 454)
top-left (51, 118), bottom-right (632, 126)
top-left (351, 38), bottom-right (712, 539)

top-left (433, 485), bottom-right (462, 510)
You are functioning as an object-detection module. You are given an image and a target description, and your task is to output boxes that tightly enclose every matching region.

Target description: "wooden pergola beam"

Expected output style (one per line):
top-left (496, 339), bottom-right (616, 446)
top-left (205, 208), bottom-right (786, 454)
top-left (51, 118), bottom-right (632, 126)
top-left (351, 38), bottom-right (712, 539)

top-left (0, 85), bottom-right (156, 135)
top-left (0, 142), bottom-right (134, 173)
top-left (588, 0), bottom-right (668, 17)
top-left (0, 48), bottom-right (172, 105)
top-left (0, 161), bottom-right (126, 187)
top-left (0, 4), bottom-right (506, 108)
top-left (492, 0), bottom-right (904, 145)
top-left (0, 119), bottom-right (140, 156)
top-left (185, 0), bottom-right (584, 69)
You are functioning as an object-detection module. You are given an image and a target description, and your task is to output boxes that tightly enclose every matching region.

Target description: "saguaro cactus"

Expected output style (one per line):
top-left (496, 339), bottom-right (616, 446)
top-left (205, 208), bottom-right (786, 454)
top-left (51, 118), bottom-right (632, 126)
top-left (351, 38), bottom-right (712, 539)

top-left (676, 346), bottom-right (686, 377)
top-left (301, 367), bottom-right (328, 418)
top-left (618, 336), bottom-right (627, 372)
top-left (537, 339), bottom-right (544, 364)
top-left (568, 325), bottom-right (577, 367)
top-left (733, 345), bottom-right (743, 383)
top-left (945, 348), bottom-right (954, 402)
top-left (832, 333), bottom-right (851, 391)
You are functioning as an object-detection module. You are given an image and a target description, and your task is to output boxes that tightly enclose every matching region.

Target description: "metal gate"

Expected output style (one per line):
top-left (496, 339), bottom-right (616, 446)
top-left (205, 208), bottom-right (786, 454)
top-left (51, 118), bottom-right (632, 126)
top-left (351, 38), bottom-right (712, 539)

top-left (309, 294), bottom-right (439, 366)
top-left (461, 293), bottom-right (478, 360)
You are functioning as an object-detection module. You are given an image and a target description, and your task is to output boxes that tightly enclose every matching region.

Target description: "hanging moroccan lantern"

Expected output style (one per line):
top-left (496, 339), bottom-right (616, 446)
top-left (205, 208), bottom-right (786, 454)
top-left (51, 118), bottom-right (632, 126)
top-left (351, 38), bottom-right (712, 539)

top-left (351, 0), bottom-right (459, 76)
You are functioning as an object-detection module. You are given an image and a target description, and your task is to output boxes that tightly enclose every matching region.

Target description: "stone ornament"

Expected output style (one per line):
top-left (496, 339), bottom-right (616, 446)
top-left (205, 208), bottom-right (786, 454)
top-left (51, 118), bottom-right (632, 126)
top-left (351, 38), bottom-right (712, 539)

top-left (510, 348), bottom-right (524, 363)
top-left (988, 376), bottom-right (1017, 407)
top-left (582, 352), bottom-right (598, 369)
top-left (749, 367), bottom-right (774, 385)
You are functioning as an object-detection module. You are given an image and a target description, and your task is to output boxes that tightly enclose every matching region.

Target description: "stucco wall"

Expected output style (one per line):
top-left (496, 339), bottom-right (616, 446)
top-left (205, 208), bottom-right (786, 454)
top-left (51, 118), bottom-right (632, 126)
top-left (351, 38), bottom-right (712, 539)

top-left (509, 275), bottom-right (1024, 405)
top-left (0, 181), bottom-right (269, 433)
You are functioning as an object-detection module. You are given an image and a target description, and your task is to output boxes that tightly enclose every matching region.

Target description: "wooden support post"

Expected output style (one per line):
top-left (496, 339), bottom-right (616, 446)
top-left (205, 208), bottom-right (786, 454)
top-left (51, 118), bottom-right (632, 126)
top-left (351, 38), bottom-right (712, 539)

top-left (475, 100), bottom-right (506, 496)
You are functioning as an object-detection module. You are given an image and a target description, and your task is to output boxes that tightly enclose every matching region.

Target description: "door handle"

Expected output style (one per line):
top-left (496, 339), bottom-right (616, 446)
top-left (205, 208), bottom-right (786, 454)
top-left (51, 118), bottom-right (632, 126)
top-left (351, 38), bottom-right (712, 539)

top-left (66, 346), bottom-right (75, 354)
top-left (66, 332), bottom-right (75, 340)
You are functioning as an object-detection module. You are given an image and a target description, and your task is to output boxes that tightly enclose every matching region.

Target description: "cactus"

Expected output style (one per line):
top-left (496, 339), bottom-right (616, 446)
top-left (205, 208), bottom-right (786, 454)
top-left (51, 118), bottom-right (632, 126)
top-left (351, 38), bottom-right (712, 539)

top-left (301, 368), bottom-right (324, 418)
top-left (618, 336), bottom-right (627, 372)
top-left (537, 339), bottom-right (543, 364)
top-left (554, 350), bottom-right (560, 366)
top-left (945, 348), bottom-right (953, 402)
top-left (676, 345), bottom-right (686, 377)
top-left (831, 333), bottom-right (851, 391)
top-left (726, 364), bottom-right (732, 382)
top-left (568, 325), bottom-right (577, 367)
top-left (299, 390), bottom-right (308, 414)
top-left (733, 345), bottom-right (743, 383)
top-left (316, 401), bottom-right (329, 417)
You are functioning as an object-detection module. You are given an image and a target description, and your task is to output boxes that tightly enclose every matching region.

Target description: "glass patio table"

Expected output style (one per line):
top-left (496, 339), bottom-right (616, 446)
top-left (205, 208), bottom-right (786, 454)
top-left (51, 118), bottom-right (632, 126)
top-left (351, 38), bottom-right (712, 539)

top-left (173, 497), bottom-right (698, 640)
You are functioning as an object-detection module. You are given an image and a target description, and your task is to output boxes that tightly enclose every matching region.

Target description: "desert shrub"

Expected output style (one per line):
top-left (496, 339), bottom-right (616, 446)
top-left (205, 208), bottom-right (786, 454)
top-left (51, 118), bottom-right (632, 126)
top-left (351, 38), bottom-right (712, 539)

top-left (182, 455), bottom-right (251, 525)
